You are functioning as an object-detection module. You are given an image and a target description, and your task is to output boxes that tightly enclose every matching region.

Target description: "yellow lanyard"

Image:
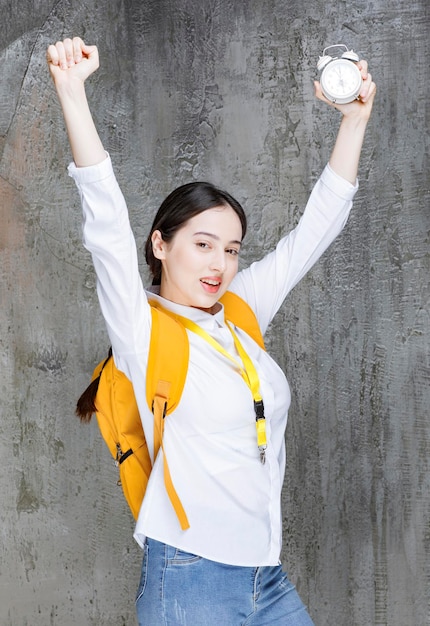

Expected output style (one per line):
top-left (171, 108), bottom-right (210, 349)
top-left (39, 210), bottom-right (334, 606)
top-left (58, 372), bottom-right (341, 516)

top-left (171, 312), bottom-right (268, 464)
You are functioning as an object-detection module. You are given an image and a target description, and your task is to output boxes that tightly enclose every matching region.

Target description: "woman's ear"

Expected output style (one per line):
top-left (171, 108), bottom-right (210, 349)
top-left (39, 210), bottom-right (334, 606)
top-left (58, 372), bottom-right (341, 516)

top-left (151, 230), bottom-right (166, 260)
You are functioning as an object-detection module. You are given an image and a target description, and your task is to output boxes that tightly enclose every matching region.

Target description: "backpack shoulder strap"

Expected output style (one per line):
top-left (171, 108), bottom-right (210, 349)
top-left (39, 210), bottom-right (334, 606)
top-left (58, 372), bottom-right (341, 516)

top-left (220, 291), bottom-right (266, 351)
top-left (146, 301), bottom-right (190, 418)
top-left (146, 301), bottom-right (190, 530)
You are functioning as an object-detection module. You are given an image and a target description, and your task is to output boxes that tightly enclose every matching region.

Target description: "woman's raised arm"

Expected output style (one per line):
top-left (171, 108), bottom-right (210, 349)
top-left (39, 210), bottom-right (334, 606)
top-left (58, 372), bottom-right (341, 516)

top-left (47, 37), bottom-right (106, 167)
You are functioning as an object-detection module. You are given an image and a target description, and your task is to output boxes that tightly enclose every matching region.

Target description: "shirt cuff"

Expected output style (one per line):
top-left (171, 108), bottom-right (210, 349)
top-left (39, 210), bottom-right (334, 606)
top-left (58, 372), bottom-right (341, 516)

top-left (67, 151), bottom-right (112, 184)
top-left (321, 163), bottom-right (359, 200)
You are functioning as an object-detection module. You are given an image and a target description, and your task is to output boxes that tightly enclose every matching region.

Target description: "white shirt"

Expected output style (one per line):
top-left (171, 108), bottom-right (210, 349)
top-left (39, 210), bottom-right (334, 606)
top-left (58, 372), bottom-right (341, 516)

top-left (69, 156), bottom-right (357, 566)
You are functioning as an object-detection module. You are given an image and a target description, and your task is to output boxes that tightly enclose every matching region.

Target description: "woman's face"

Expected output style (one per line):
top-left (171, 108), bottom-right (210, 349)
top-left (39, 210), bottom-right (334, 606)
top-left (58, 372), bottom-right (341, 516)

top-left (152, 205), bottom-right (243, 312)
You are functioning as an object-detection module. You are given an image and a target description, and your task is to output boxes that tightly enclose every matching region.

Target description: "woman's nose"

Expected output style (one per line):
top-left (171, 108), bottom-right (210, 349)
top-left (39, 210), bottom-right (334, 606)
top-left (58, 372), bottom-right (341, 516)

top-left (209, 249), bottom-right (226, 272)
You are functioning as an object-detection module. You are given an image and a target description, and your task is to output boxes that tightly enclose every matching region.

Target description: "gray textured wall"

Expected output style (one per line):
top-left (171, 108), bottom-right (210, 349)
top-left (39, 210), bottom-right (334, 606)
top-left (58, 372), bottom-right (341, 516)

top-left (1, 1), bottom-right (429, 625)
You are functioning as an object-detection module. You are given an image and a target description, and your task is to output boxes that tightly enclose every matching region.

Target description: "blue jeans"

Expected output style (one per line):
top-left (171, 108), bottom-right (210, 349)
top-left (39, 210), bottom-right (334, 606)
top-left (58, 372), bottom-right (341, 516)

top-left (136, 538), bottom-right (315, 625)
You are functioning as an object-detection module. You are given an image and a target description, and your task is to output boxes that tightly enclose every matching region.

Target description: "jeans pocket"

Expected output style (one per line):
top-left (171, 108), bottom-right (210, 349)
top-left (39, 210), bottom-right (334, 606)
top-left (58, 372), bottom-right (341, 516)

top-left (277, 568), bottom-right (295, 592)
top-left (167, 546), bottom-right (203, 565)
top-left (135, 542), bottom-right (149, 603)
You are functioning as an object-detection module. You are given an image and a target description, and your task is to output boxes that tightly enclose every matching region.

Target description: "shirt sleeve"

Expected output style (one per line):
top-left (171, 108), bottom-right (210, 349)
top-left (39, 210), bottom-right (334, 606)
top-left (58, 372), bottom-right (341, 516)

top-left (68, 155), bottom-right (151, 373)
top-left (229, 164), bottom-right (358, 334)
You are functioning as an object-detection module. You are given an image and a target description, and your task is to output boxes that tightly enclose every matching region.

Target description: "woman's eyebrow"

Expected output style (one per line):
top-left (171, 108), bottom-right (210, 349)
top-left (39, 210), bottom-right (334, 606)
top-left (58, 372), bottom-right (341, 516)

top-left (193, 231), bottom-right (242, 245)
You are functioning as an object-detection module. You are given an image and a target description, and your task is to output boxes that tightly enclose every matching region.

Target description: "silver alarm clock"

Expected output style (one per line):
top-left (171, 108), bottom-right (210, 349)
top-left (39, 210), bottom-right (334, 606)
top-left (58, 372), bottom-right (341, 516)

top-left (317, 44), bottom-right (363, 104)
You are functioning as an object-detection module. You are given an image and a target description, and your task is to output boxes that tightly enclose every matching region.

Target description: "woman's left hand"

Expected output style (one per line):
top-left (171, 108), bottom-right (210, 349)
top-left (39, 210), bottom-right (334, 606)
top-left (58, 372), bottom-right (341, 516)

top-left (314, 59), bottom-right (376, 121)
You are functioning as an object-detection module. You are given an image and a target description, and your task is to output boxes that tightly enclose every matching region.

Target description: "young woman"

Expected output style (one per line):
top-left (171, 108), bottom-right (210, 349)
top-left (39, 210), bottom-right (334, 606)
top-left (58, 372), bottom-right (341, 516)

top-left (47, 37), bottom-right (376, 625)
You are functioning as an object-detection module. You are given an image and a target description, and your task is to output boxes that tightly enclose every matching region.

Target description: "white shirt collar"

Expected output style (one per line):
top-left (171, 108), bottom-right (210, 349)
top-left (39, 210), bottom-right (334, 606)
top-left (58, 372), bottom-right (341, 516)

top-left (146, 286), bottom-right (225, 328)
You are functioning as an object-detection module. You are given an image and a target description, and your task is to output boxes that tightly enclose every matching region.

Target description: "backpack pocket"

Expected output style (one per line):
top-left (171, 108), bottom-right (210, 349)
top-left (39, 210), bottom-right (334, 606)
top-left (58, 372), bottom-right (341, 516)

top-left (117, 440), bottom-right (151, 520)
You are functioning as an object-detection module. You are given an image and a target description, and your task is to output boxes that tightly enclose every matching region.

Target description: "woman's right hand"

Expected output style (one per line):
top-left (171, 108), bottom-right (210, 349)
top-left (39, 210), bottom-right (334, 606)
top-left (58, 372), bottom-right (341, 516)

top-left (46, 37), bottom-right (105, 167)
top-left (46, 37), bottom-right (99, 87)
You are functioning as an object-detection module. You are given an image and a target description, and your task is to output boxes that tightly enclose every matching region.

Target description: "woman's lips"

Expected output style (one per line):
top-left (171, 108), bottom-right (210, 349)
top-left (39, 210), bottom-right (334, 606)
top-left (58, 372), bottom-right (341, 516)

top-left (200, 277), bottom-right (222, 293)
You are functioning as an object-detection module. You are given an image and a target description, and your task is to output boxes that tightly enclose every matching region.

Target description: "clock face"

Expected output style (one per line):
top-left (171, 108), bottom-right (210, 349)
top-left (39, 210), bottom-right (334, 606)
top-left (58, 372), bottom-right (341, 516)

top-left (321, 58), bottom-right (362, 104)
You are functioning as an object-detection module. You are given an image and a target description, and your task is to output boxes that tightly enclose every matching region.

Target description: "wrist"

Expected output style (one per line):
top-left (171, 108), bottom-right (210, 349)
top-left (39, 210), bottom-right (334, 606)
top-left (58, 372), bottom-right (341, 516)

top-left (55, 75), bottom-right (87, 104)
top-left (340, 109), bottom-right (370, 130)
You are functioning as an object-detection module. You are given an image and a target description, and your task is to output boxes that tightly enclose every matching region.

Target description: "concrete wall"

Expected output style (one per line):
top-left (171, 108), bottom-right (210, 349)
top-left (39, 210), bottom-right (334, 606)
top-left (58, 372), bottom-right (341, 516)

top-left (0, 1), bottom-right (428, 624)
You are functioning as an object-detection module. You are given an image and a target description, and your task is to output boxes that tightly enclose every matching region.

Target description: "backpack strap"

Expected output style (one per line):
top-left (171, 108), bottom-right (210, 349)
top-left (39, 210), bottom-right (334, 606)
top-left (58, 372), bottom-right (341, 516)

top-left (220, 291), bottom-right (266, 351)
top-left (147, 303), bottom-right (190, 530)
top-left (147, 302), bottom-right (190, 416)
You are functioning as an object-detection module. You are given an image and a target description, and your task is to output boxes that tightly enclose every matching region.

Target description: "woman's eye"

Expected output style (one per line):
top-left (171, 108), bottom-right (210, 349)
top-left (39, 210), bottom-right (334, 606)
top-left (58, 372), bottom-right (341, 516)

top-left (197, 242), bottom-right (210, 249)
top-left (226, 248), bottom-right (239, 256)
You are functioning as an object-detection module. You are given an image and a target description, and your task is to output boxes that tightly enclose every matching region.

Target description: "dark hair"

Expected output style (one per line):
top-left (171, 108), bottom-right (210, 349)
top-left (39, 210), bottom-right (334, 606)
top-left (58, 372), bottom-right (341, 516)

top-left (145, 181), bottom-right (247, 285)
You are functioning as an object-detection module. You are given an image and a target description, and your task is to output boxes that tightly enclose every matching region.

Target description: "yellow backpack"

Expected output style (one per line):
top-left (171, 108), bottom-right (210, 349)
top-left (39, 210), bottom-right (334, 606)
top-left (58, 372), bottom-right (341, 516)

top-left (76, 291), bottom-right (265, 529)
